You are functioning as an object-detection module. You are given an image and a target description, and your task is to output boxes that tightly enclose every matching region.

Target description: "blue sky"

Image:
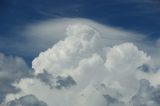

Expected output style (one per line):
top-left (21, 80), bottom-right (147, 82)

top-left (0, 0), bottom-right (160, 64)
top-left (1, 0), bottom-right (160, 106)
top-left (1, 0), bottom-right (160, 35)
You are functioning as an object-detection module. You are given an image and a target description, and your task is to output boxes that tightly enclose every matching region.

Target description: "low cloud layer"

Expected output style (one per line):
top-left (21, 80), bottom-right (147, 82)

top-left (6, 95), bottom-right (47, 106)
top-left (0, 53), bottom-right (32, 103)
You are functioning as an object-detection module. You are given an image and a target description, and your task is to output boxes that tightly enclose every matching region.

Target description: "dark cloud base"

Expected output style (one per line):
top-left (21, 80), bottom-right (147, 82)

top-left (6, 95), bottom-right (47, 106)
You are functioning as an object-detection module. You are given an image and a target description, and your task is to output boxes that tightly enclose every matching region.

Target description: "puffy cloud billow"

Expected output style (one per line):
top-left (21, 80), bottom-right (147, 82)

top-left (2, 20), bottom-right (160, 106)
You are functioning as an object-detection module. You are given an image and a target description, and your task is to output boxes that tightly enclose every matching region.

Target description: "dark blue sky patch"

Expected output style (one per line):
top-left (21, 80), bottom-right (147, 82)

top-left (1, 0), bottom-right (160, 34)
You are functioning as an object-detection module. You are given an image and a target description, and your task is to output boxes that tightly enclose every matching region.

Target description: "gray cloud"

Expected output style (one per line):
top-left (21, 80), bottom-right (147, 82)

top-left (36, 70), bottom-right (54, 89)
top-left (138, 64), bottom-right (150, 73)
top-left (103, 95), bottom-right (125, 106)
top-left (131, 79), bottom-right (160, 106)
top-left (37, 71), bottom-right (76, 89)
top-left (6, 95), bottom-right (48, 106)
top-left (56, 75), bottom-right (76, 89)
top-left (0, 53), bottom-right (32, 103)
top-left (102, 79), bottom-right (160, 106)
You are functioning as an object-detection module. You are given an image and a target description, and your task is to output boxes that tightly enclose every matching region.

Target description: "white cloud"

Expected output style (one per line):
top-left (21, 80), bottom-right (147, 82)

top-left (23, 18), bottom-right (146, 56)
top-left (105, 43), bottom-right (150, 72)
top-left (7, 22), bottom-right (160, 106)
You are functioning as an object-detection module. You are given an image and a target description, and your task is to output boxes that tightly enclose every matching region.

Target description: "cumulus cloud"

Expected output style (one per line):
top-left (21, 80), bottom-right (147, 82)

top-left (0, 53), bottom-right (32, 103)
top-left (5, 22), bottom-right (160, 106)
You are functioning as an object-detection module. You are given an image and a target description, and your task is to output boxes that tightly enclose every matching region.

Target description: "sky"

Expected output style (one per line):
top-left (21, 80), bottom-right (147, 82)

top-left (0, 0), bottom-right (160, 62)
top-left (0, 0), bottom-right (160, 106)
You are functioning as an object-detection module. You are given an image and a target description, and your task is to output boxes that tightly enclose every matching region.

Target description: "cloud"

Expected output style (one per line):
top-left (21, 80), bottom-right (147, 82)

top-left (5, 95), bottom-right (47, 106)
top-left (55, 75), bottom-right (76, 89)
top-left (25, 18), bottom-right (144, 43)
top-left (6, 22), bottom-right (160, 106)
top-left (130, 79), bottom-right (160, 106)
top-left (103, 94), bottom-right (125, 106)
top-left (0, 53), bottom-right (32, 103)
top-left (22, 18), bottom-right (146, 57)
top-left (36, 71), bottom-right (76, 89)
top-left (157, 38), bottom-right (160, 47)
